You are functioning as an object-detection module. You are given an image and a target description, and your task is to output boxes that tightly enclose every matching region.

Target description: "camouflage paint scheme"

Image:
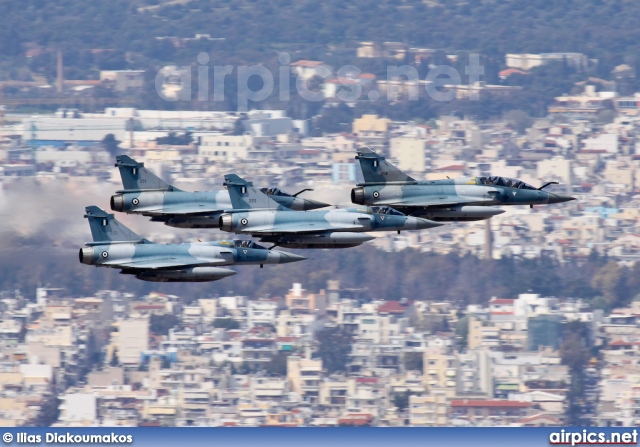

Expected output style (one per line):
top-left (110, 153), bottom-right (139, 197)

top-left (110, 155), bottom-right (328, 228)
top-left (79, 206), bottom-right (306, 282)
top-left (218, 174), bottom-right (443, 249)
top-left (351, 147), bottom-right (575, 222)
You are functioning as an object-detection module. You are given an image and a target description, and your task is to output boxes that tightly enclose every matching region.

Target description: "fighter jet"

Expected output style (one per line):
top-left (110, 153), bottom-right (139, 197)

top-left (79, 206), bottom-right (306, 282)
top-left (218, 174), bottom-right (442, 249)
top-left (110, 155), bottom-right (329, 228)
top-left (351, 147), bottom-right (576, 222)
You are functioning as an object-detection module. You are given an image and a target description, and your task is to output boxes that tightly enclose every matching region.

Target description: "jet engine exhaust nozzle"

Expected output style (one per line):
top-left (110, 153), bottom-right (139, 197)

top-left (110, 194), bottom-right (124, 212)
top-left (351, 187), bottom-right (365, 205)
top-left (78, 246), bottom-right (95, 265)
top-left (219, 214), bottom-right (233, 232)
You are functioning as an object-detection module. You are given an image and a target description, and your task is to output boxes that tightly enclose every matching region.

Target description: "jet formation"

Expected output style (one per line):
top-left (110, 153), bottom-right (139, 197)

top-left (110, 155), bottom-right (328, 228)
top-left (219, 173), bottom-right (441, 249)
top-left (79, 150), bottom-right (575, 282)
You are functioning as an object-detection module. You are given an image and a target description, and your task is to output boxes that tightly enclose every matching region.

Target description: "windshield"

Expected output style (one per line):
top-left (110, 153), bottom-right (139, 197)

top-left (370, 206), bottom-right (405, 216)
top-left (477, 176), bottom-right (537, 190)
top-left (233, 239), bottom-right (267, 250)
top-left (260, 187), bottom-right (289, 197)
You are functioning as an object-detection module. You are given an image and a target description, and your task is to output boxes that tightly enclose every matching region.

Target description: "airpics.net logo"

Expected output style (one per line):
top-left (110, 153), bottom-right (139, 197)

top-left (549, 429), bottom-right (638, 446)
top-left (154, 51), bottom-right (485, 110)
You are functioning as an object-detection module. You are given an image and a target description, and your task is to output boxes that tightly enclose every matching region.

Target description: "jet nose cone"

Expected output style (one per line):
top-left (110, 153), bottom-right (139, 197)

top-left (409, 217), bottom-right (444, 230)
top-left (303, 198), bottom-right (331, 210)
top-left (548, 193), bottom-right (576, 204)
top-left (271, 250), bottom-right (308, 264)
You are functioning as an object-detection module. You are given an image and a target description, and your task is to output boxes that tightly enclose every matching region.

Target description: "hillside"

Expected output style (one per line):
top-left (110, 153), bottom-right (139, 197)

top-left (1, 0), bottom-right (639, 71)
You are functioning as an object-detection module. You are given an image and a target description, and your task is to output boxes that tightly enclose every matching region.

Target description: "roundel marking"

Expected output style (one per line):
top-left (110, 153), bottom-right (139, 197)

top-left (240, 218), bottom-right (248, 225)
top-left (132, 198), bottom-right (139, 205)
top-left (101, 251), bottom-right (109, 258)
top-left (373, 191), bottom-right (380, 198)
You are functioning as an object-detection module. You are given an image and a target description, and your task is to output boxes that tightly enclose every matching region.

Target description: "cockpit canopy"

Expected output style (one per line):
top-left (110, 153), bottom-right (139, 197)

top-left (232, 240), bottom-right (267, 250)
top-left (477, 176), bottom-right (537, 190)
top-left (370, 206), bottom-right (405, 216)
top-left (260, 188), bottom-right (289, 197)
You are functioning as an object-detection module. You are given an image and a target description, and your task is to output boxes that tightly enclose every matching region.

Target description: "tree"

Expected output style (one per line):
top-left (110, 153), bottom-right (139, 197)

top-left (404, 352), bottom-right (424, 372)
top-left (624, 260), bottom-right (640, 301)
top-left (156, 131), bottom-right (193, 146)
top-left (314, 327), bottom-right (353, 374)
top-left (213, 318), bottom-right (240, 329)
top-left (591, 261), bottom-right (628, 310)
top-left (560, 331), bottom-right (590, 372)
top-left (503, 110), bottom-right (533, 134)
top-left (150, 313), bottom-right (179, 336)
top-left (392, 390), bottom-right (415, 412)
top-left (101, 134), bottom-right (121, 156)
top-left (265, 351), bottom-right (290, 376)
top-left (233, 116), bottom-right (248, 135)
top-left (455, 316), bottom-right (469, 351)
top-left (560, 320), bottom-right (592, 426)
top-left (314, 103), bottom-right (354, 135)
top-left (414, 314), bottom-right (450, 334)
top-left (31, 394), bottom-right (60, 427)
top-left (110, 349), bottom-right (119, 367)
top-left (595, 109), bottom-right (617, 125)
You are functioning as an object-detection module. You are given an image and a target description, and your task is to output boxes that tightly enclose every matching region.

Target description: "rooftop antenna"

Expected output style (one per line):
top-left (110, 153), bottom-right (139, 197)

top-left (484, 219), bottom-right (492, 260)
top-left (56, 49), bottom-right (64, 93)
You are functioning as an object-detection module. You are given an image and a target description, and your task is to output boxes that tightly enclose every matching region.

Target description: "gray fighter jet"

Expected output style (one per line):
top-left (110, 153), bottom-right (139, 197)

top-left (110, 155), bottom-right (328, 228)
top-left (351, 147), bottom-right (575, 221)
top-left (79, 206), bottom-right (306, 282)
top-left (217, 174), bottom-right (442, 249)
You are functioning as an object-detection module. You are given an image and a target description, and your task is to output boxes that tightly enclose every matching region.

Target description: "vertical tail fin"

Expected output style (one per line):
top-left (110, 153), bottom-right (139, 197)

top-left (115, 155), bottom-right (181, 192)
top-left (84, 206), bottom-right (147, 243)
top-left (355, 147), bottom-right (415, 184)
top-left (223, 174), bottom-right (284, 210)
